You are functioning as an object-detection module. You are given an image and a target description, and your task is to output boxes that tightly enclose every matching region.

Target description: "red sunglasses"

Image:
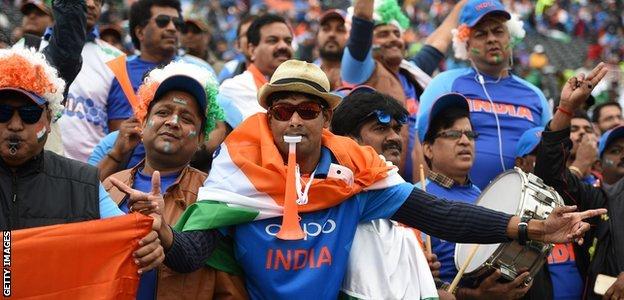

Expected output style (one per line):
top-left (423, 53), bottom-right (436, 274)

top-left (268, 102), bottom-right (325, 121)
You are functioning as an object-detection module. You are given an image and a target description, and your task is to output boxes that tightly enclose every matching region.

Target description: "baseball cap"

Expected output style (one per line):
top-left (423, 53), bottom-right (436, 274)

top-left (0, 87), bottom-right (47, 105)
top-left (418, 93), bottom-right (470, 142)
top-left (153, 75), bottom-right (207, 116)
top-left (320, 9), bottom-right (347, 25)
top-left (459, 0), bottom-right (510, 27)
top-left (20, 0), bottom-right (53, 17)
top-left (598, 125), bottom-right (624, 157)
top-left (515, 126), bottom-right (544, 158)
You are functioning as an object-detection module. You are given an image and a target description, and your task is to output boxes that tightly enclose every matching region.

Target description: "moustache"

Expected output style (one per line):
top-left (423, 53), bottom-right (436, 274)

top-left (323, 40), bottom-right (339, 47)
top-left (382, 141), bottom-right (402, 153)
top-left (273, 48), bottom-right (292, 59)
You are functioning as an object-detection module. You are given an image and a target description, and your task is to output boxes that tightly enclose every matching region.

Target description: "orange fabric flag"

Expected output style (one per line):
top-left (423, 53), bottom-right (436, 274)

top-left (6, 213), bottom-right (152, 299)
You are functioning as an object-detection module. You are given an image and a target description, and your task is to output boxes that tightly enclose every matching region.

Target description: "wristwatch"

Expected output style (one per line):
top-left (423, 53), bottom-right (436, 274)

top-left (518, 216), bottom-right (531, 246)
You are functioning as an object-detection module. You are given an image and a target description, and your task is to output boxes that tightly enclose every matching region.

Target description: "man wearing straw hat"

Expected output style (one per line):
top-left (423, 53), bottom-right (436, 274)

top-left (122, 60), bottom-right (606, 299)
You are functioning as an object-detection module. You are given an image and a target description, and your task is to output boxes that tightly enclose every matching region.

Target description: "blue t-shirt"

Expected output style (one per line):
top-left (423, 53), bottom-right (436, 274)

top-left (98, 183), bottom-right (125, 218)
top-left (231, 148), bottom-right (414, 299)
top-left (418, 68), bottom-right (552, 189)
top-left (117, 169), bottom-right (180, 300)
top-left (547, 243), bottom-right (583, 300)
top-left (416, 178), bottom-right (481, 283)
top-left (107, 56), bottom-right (159, 120)
top-left (87, 130), bottom-right (145, 170)
top-left (107, 55), bottom-right (216, 120)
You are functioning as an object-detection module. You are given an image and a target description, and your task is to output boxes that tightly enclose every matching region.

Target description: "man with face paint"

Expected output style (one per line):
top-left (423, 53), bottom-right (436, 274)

top-left (534, 63), bottom-right (624, 300)
top-left (418, 0), bottom-right (552, 190)
top-left (0, 47), bottom-right (164, 277)
top-left (342, 0), bottom-right (466, 182)
top-left (103, 61), bottom-right (244, 300)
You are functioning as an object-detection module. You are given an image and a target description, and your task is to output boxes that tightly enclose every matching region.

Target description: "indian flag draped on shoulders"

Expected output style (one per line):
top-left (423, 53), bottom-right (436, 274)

top-left (174, 113), bottom-right (438, 300)
top-left (175, 113), bottom-right (402, 231)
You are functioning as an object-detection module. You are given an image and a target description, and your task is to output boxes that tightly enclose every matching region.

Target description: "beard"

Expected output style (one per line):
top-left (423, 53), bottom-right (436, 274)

top-left (319, 47), bottom-right (343, 62)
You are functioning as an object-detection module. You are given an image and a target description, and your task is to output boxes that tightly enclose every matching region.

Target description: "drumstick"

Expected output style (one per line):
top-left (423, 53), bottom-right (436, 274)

top-left (447, 244), bottom-right (480, 293)
top-left (419, 164), bottom-right (432, 256)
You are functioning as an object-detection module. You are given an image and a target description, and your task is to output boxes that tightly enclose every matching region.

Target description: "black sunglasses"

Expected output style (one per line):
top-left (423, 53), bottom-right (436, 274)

top-left (0, 104), bottom-right (45, 124)
top-left (435, 129), bottom-right (479, 141)
top-left (153, 15), bottom-right (184, 31)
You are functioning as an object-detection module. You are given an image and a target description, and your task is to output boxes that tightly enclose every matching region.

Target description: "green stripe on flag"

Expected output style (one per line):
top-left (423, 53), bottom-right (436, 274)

top-left (174, 201), bottom-right (259, 231)
top-left (173, 201), bottom-right (260, 276)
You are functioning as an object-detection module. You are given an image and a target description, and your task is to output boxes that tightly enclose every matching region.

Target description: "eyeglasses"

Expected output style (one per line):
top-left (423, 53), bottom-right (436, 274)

top-left (362, 109), bottom-right (407, 125)
top-left (435, 130), bottom-right (479, 141)
top-left (269, 102), bottom-right (324, 121)
top-left (0, 104), bottom-right (44, 124)
top-left (153, 15), bottom-right (184, 31)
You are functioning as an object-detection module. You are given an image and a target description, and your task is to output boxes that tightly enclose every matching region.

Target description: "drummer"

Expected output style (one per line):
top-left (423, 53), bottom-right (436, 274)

top-left (515, 126), bottom-right (588, 300)
top-left (418, 93), bottom-right (532, 299)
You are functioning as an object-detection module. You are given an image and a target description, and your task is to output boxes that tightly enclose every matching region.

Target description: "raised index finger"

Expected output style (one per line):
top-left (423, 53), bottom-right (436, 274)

top-left (151, 171), bottom-right (161, 196)
top-left (578, 208), bottom-right (608, 220)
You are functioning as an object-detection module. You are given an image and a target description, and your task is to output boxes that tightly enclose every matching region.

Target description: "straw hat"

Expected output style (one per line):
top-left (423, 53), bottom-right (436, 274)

top-left (257, 60), bottom-right (341, 109)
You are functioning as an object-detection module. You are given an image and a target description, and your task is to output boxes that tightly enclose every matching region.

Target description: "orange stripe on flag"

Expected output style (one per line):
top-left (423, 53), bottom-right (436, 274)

top-left (247, 64), bottom-right (268, 90)
top-left (10, 213), bottom-right (152, 299)
top-left (106, 55), bottom-right (140, 114)
top-left (224, 114), bottom-right (393, 212)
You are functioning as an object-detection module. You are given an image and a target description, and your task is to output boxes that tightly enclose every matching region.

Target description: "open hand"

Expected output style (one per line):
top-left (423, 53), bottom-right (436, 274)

top-left (542, 206), bottom-right (607, 244)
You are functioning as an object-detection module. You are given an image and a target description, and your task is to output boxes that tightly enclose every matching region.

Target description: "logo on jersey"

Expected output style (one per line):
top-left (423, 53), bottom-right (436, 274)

top-left (467, 98), bottom-right (534, 122)
top-left (265, 219), bottom-right (336, 241)
top-left (548, 243), bottom-right (576, 264)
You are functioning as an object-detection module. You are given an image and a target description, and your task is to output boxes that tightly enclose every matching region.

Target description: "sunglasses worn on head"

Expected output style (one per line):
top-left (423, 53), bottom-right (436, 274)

top-left (362, 110), bottom-right (407, 125)
top-left (269, 102), bottom-right (324, 121)
top-left (154, 15), bottom-right (184, 31)
top-left (0, 104), bottom-right (44, 124)
top-left (435, 130), bottom-right (479, 141)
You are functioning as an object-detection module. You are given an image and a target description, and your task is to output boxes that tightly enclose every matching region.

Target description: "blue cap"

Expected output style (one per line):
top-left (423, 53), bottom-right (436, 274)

top-left (515, 126), bottom-right (544, 158)
top-left (0, 87), bottom-right (47, 105)
top-left (153, 75), bottom-right (207, 117)
top-left (459, 0), bottom-right (511, 27)
top-left (598, 125), bottom-right (624, 157)
top-left (418, 93), bottom-right (470, 142)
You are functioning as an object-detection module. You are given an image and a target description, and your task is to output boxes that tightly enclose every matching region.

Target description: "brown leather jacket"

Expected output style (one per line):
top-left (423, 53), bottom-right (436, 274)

top-left (103, 163), bottom-right (248, 300)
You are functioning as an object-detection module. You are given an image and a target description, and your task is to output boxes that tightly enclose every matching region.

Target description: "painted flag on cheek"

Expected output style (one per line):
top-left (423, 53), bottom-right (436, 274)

top-left (6, 213), bottom-right (152, 299)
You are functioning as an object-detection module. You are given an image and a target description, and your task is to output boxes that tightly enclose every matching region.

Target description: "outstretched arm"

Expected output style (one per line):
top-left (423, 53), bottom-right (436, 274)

top-left (341, 0), bottom-right (376, 85)
top-left (392, 188), bottom-right (606, 245)
top-left (42, 0), bottom-right (87, 97)
top-left (422, 0), bottom-right (467, 56)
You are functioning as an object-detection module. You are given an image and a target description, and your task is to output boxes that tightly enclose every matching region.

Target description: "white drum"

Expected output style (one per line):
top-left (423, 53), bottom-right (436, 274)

top-left (454, 168), bottom-right (564, 285)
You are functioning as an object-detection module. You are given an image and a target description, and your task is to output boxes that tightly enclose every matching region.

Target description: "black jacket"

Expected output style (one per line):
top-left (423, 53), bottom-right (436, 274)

top-left (534, 125), bottom-right (624, 299)
top-left (20, 0), bottom-right (86, 97)
top-left (0, 151), bottom-right (100, 230)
